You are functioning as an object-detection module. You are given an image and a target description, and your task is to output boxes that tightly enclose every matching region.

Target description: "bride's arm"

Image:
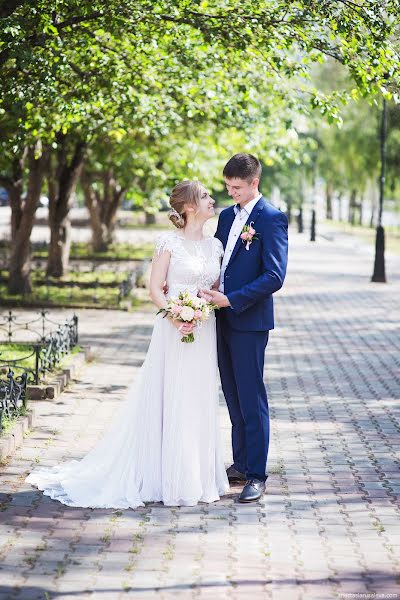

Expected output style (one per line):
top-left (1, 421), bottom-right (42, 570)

top-left (149, 249), bottom-right (195, 335)
top-left (149, 250), bottom-right (170, 310)
top-left (211, 276), bottom-right (220, 291)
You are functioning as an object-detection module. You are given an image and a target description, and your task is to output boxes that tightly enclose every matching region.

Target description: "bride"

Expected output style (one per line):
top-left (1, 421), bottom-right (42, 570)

top-left (26, 180), bottom-right (229, 508)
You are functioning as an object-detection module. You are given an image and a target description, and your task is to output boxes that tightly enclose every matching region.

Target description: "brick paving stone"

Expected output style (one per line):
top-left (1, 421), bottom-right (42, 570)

top-left (1, 227), bottom-right (400, 599)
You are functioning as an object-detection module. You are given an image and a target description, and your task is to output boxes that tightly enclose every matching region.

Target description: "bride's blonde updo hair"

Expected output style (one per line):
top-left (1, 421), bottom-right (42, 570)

top-left (168, 180), bottom-right (203, 229)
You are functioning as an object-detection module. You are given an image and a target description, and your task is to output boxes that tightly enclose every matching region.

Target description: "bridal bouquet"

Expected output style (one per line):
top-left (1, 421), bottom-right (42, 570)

top-left (158, 291), bottom-right (218, 343)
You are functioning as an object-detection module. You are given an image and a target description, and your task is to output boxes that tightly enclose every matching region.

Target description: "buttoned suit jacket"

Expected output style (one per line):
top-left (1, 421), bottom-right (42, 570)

top-left (215, 197), bottom-right (288, 332)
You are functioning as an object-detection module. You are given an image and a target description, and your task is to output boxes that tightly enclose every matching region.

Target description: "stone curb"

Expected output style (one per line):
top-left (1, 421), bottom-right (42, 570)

top-left (27, 345), bottom-right (91, 400)
top-left (0, 345), bottom-right (91, 463)
top-left (0, 407), bottom-right (35, 463)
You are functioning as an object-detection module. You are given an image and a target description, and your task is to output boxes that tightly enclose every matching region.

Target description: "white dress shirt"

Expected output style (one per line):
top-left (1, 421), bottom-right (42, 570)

top-left (219, 193), bottom-right (262, 293)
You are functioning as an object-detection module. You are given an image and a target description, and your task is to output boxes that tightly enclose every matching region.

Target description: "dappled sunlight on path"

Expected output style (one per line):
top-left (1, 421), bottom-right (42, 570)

top-left (0, 230), bottom-right (399, 599)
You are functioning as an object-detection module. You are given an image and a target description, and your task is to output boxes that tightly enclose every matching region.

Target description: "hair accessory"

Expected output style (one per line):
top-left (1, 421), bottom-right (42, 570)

top-left (168, 207), bottom-right (182, 220)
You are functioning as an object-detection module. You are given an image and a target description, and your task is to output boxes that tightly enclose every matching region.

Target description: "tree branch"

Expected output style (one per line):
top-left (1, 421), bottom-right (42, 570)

top-left (0, 0), bottom-right (27, 19)
top-left (0, 11), bottom-right (104, 66)
top-left (334, 0), bottom-right (376, 20)
top-left (55, 11), bottom-right (104, 31)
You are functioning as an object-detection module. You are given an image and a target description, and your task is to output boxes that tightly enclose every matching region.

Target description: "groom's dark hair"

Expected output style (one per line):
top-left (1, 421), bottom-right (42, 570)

top-left (223, 153), bottom-right (262, 182)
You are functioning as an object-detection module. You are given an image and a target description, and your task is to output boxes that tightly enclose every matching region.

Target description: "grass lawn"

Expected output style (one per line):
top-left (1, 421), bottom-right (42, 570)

top-left (324, 221), bottom-right (400, 255)
top-left (0, 343), bottom-right (82, 381)
top-left (1, 268), bottom-right (129, 286)
top-left (0, 282), bottom-right (140, 309)
top-left (120, 221), bottom-right (172, 231)
top-left (1, 240), bottom-right (153, 308)
top-left (0, 267), bottom-right (142, 310)
top-left (0, 343), bottom-right (39, 370)
top-left (33, 241), bottom-right (155, 261)
top-left (0, 406), bottom-right (27, 436)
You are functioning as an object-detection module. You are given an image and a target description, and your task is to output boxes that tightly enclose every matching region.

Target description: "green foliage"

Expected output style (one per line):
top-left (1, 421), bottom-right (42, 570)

top-left (324, 221), bottom-right (400, 255)
top-left (1, 1), bottom-right (398, 150)
top-left (0, 280), bottom-right (139, 309)
top-left (1, 0), bottom-right (399, 291)
top-left (0, 343), bottom-right (37, 371)
top-left (0, 406), bottom-right (27, 436)
top-left (263, 54), bottom-right (400, 215)
top-left (33, 241), bottom-right (154, 261)
top-left (1, 267), bottom-right (128, 285)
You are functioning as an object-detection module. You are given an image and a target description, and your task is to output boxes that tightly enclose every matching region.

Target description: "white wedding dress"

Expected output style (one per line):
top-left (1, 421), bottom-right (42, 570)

top-left (26, 231), bottom-right (229, 508)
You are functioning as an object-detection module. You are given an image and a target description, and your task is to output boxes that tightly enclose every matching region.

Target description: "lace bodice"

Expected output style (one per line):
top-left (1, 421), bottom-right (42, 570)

top-left (155, 231), bottom-right (223, 298)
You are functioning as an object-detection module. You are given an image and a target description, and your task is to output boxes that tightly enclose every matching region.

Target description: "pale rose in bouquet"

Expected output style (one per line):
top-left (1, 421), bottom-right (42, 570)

top-left (157, 290), bottom-right (218, 343)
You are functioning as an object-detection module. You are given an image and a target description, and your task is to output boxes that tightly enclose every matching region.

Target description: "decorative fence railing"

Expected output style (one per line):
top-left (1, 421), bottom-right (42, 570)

top-left (1, 264), bottom-right (138, 306)
top-left (0, 310), bottom-right (79, 433)
top-left (0, 370), bottom-right (27, 433)
top-left (118, 271), bottom-right (137, 302)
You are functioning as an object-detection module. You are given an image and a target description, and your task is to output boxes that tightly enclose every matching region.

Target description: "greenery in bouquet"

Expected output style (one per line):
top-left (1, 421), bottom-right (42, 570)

top-left (157, 291), bottom-right (219, 343)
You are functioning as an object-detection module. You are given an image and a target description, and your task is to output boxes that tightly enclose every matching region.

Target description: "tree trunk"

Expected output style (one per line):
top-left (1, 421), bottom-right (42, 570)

top-left (145, 211), bottom-right (156, 225)
top-left (297, 206), bottom-right (304, 233)
top-left (286, 198), bottom-right (292, 224)
top-left (8, 144), bottom-right (47, 294)
top-left (370, 184), bottom-right (377, 228)
top-left (370, 202), bottom-right (375, 228)
top-left (0, 150), bottom-right (26, 242)
top-left (337, 192), bottom-right (343, 222)
top-left (82, 168), bottom-right (125, 252)
top-left (46, 137), bottom-right (86, 277)
top-left (326, 182), bottom-right (333, 220)
top-left (359, 197), bottom-right (363, 226)
top-left (349, 189), bottom-right (357, 225)
top-left (82, 176), bottom-right (108, 252)
top-left (104, 172), bottom-right (124, 244)
top-left (47, 212), bottom-right (72, 277)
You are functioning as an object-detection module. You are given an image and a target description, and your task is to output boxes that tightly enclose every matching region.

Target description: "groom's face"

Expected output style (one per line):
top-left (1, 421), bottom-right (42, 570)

top-left (224, 177), bottom-right (259, 206)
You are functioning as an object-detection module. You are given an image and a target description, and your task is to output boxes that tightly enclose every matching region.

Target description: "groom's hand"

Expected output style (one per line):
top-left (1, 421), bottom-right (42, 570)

top-left (199, 289), bottom-right (231, 308)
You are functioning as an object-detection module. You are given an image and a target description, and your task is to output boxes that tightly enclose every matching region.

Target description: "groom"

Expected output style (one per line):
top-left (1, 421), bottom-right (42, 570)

top-left (201, 153), bottom-right (288, 503)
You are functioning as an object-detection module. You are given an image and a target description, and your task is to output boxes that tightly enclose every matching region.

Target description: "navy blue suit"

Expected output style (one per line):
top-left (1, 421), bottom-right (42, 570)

top-left (215, 197), bottom-right (288, 481)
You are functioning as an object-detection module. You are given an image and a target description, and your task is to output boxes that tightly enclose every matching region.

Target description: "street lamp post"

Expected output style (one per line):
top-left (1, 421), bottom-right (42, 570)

top-left (297, 170), bottom-right (305, 233)
top-left (310, 148), bottom-right (317, 242)
top-left (297, 206), bottom-right (304, 233)
top-left (310, 207), bottom-right (316, 242)
top-left (371, 98), bottom-right (387, 283)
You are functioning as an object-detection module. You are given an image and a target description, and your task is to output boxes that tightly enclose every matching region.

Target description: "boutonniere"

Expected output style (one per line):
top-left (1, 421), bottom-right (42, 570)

top-left (240, 222), bottom-right (259, 251)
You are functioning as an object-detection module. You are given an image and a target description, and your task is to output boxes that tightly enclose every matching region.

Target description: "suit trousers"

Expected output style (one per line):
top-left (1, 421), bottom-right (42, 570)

top-left (217, 310), bottom-right (270, 481)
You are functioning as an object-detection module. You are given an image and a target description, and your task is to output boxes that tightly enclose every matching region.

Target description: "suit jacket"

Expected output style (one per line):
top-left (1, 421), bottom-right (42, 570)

top-left (215, 197), bottom-right (288, 332)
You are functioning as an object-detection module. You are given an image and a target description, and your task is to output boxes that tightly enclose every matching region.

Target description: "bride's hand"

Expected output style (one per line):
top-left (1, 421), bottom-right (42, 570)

top-left (198, 289), bottom-right (213, 302)
top-left (171, 320), bottom-right (196, 335)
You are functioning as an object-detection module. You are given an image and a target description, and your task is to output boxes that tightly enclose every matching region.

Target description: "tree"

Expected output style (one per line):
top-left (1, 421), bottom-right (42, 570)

top-left (1, 0), bottom-right (399, 291)
top-left (6, 143), bottom-right (47, 294)
top-left (46, 134), bottom-right (87, 276)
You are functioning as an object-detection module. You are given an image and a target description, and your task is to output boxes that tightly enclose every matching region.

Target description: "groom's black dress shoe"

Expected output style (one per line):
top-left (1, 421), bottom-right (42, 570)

top-left (226, 465), bottom-right (247, 483)
top-left (238, 479), bottom-right (266, 503)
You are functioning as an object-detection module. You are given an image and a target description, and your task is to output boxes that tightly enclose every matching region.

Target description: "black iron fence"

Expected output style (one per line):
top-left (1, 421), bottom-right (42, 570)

top-left (0, 263), bottom-right (138, 307)
top-left (0, 311), bottom-right (79, 433)
top-left (0, 309), bottom-right (77, 344)
top-left (118, 271), bottom-right (137, 302)
top-left (0, 370), bottom-right (27, 433)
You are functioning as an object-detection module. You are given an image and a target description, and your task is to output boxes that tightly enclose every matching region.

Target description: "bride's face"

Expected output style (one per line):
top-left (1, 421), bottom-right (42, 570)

top-left (198, 187), bottom-right (215, 220)
top-left (186, 187), bottom-right (215, 221)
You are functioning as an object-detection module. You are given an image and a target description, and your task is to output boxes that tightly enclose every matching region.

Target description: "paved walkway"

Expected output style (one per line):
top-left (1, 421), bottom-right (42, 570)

top-left (0, 229), bottom-right (399, 600)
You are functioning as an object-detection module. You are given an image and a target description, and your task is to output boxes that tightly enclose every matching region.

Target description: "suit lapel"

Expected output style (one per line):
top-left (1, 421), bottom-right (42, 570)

top-left (226, 197), bottom-right (266, 269)
top-left (221, 206), bottom-right (236, 248)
